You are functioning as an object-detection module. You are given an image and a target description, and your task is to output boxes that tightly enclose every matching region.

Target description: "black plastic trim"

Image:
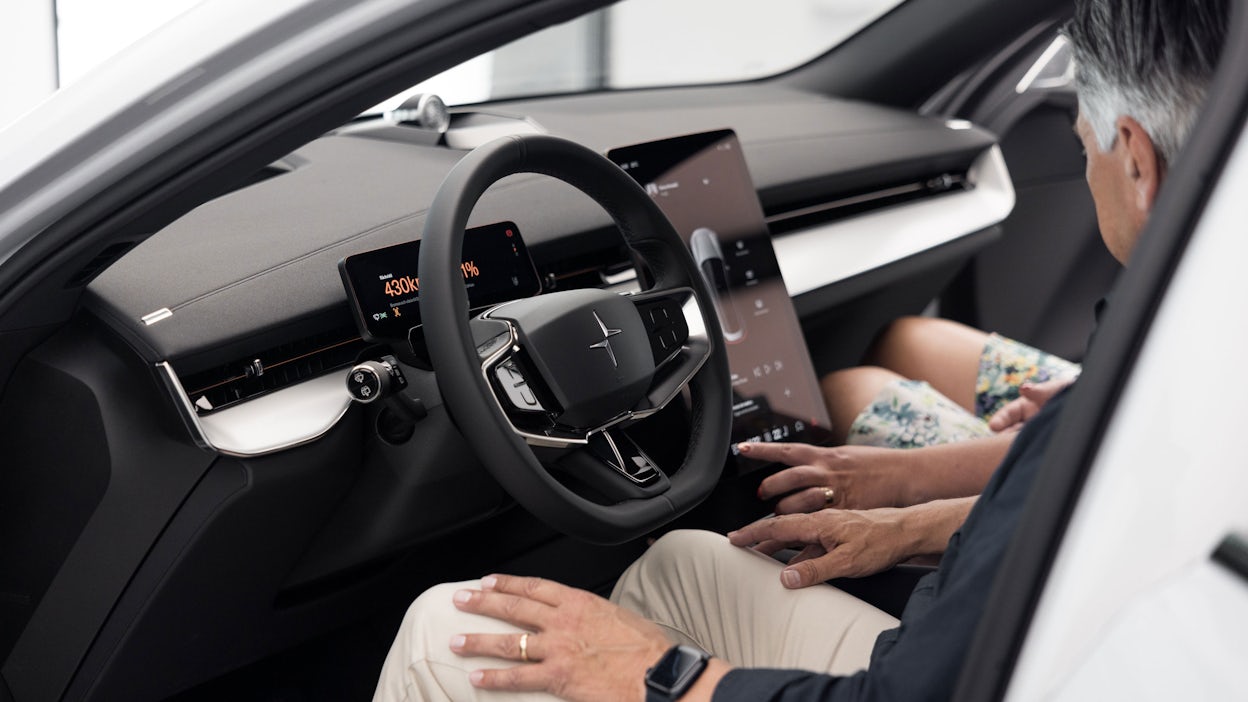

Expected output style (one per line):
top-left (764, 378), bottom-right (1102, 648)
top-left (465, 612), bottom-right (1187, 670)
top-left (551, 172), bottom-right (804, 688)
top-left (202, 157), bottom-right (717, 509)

top-left (1213, 534), bottom-right (1248, 585)
top-left (781, 0), bottom-right (1068, 109)
top-left (955, 3), bottom-right (1248, 700)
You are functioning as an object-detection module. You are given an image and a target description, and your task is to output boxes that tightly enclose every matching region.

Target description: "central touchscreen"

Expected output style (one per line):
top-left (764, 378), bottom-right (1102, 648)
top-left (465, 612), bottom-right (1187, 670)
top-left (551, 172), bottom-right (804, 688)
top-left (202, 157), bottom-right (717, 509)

top-left (609, 130), bottom-right (834, 472)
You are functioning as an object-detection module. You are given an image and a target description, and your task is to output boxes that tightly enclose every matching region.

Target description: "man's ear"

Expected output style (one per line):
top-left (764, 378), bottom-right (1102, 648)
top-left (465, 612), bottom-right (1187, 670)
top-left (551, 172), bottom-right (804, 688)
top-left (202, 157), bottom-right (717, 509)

top-left (1116, 115), bottom-right (1164, 213)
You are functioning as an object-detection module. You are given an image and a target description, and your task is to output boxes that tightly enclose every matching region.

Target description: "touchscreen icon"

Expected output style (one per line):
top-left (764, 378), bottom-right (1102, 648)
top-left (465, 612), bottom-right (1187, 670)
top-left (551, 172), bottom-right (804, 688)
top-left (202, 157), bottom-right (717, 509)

top-left (690, 227), bottom-right (745, 343)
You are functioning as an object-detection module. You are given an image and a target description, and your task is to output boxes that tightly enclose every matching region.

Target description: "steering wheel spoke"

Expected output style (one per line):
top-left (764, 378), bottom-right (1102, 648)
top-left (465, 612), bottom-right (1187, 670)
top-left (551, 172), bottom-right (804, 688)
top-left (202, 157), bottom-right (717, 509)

top-left (546, 429), bottom-right (672, 503)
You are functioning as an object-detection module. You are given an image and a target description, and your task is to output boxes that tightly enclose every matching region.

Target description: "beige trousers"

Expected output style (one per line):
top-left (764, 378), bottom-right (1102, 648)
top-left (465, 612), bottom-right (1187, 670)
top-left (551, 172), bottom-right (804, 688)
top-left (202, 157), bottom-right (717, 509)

top-left (373, 529), bottom-right (898, 702)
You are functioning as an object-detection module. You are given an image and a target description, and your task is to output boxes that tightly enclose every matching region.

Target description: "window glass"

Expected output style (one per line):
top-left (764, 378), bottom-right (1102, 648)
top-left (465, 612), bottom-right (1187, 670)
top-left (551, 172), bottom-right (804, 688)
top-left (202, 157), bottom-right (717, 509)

top-left (374, 0), bottom-right (906, 110)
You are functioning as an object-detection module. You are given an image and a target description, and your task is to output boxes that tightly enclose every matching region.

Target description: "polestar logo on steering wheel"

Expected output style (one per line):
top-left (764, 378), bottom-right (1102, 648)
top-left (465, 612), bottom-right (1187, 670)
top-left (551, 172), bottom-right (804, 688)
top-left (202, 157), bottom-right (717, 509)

top-left (588, 310), bottom-right (623, 368)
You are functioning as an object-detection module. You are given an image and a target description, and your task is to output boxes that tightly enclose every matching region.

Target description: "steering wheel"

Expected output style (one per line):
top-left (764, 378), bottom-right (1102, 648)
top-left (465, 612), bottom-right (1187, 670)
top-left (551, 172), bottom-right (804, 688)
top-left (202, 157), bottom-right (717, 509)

top-left (419, 134), bottom-right (732, 544)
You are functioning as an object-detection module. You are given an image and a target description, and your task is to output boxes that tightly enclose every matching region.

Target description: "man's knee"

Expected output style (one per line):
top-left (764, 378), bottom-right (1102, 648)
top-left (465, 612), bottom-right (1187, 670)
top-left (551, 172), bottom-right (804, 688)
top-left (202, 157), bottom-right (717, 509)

top-left (613, 530), bottom-right (731, 602)
top-left (658, 527), bottom-right (725, 552)
top-left (393, 581), bottom-right (476, 647)
top-left (639, 529), bottom-right (727, 571)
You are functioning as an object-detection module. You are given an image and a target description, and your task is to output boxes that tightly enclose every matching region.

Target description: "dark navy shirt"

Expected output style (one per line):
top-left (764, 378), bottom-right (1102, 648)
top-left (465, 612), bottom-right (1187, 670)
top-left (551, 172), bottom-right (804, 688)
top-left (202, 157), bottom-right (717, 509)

top-left (712, 388), bottom-right (1071, 702)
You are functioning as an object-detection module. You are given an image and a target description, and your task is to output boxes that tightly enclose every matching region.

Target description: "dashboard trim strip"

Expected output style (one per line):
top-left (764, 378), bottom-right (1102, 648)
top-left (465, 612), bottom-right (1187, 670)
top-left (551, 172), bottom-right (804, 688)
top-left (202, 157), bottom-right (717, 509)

top-left (157, 361), bottom-right (214, 452)
top-left (158, 361), bottom-right (353, 457)
top-left (772, 145), bottom-right (1015, 297)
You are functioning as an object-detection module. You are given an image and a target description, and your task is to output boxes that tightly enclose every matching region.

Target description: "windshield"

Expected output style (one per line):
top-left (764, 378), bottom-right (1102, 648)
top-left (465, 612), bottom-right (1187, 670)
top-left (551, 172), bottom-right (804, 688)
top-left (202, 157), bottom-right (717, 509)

top-left (372, 0), bottom-right (906, 110)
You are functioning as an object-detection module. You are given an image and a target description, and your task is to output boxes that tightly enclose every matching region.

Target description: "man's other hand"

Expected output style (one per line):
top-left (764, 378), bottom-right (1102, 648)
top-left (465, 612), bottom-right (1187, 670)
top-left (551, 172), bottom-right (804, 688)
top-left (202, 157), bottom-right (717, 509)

top-left (727, 498), bottom-right (976, 588)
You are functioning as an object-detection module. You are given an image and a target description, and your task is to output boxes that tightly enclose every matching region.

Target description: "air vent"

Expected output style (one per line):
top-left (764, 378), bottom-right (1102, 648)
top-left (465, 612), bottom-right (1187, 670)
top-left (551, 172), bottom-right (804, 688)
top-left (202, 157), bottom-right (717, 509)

top-left (180, 326), bottom-right (368, 414)
top-left (535, 239), bottom-right (632, 293)
top-left (765, 171), bottom-right (970, 235)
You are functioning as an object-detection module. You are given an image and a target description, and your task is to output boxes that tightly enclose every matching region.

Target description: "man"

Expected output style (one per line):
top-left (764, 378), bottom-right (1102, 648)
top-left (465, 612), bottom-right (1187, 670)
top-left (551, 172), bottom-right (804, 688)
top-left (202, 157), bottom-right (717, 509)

top-left (373, 1), bottom-right (1229, 700)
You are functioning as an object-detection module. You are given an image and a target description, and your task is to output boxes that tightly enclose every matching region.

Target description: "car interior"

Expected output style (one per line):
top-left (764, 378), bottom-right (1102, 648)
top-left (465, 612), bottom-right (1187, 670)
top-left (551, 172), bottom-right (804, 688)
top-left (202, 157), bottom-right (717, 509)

top-left (0, 0), bottom-right (1123, 699)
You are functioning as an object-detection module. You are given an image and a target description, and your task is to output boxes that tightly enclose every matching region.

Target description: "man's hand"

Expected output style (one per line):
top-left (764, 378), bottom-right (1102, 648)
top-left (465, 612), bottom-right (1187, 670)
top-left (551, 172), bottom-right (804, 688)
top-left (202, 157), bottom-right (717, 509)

top-left (742, 442), bottom-right (909, 512)
top-left (727, 498), bottom-right (976, 588)
top-left (448, 574), bottom-right (673, 702)
top-left (987, 378), bottom-right (1074, 433)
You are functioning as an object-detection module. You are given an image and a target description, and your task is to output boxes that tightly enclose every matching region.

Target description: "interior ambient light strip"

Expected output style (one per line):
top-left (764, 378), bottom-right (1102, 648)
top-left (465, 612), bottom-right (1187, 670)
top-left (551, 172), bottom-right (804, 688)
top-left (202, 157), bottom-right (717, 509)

top-left (771, 145), bottom-right (1015, 297)
top-left (157, 361), bottom-right (353, 457)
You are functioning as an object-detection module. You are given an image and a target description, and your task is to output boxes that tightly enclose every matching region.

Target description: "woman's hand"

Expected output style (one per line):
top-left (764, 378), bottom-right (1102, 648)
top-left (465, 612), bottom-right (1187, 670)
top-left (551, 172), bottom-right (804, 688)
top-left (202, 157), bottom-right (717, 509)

top-left (743, 442), bottom-right (910, 512)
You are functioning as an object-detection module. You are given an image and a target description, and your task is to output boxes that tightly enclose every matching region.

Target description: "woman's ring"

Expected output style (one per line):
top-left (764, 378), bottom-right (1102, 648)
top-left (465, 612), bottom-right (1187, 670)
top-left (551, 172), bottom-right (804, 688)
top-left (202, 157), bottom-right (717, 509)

top-left (823, 487), bottom-right (836, 505)
top-left (519, 632), bottom-right (530, 662)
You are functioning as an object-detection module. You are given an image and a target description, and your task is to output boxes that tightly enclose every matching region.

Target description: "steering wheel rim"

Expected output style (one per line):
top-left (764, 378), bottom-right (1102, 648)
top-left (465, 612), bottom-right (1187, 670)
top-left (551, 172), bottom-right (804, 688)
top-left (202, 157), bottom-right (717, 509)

top-left (419, 134), bottom-right (731, 544)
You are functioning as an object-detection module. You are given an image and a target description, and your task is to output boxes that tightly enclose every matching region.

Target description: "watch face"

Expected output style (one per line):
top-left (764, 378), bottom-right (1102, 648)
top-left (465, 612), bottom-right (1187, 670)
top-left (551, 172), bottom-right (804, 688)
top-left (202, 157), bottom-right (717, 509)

top-left (647, 645), bottom-right (707, 693)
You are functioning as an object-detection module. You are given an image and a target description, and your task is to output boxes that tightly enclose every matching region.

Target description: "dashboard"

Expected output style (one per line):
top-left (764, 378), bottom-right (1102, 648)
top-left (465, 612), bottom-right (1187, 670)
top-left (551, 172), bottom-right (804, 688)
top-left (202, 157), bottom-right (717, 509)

top-left (64, 81), bottom-right (1013, 584)
top-left (84, 84), bottom-right (1008, 458)
top-left (2, 82), bottom-right (1013, 701)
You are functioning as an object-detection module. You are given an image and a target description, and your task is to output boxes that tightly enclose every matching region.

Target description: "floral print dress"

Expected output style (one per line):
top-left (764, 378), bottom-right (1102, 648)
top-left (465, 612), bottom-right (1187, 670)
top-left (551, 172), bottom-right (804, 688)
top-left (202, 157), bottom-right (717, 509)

top-left (846, 334), bottom-right (1081, 449)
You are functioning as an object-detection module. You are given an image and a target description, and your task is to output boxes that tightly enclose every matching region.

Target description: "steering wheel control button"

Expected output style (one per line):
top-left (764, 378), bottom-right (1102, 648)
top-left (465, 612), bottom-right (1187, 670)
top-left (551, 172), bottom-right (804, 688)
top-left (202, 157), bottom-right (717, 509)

top-left (495, 359), bottom-right (545, 412)
top-left (588, 432), bottom-right (660, 485)
top-left (639, 298), bottom-right (689, 363)
top-left (622, 453), bottom-right (659, 481)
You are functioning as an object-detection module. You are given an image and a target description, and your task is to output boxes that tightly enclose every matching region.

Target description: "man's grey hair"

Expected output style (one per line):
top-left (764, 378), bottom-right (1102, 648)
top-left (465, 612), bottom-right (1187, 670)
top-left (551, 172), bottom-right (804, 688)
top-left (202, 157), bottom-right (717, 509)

top-left (1065, 0), bottom-right (1229, 165)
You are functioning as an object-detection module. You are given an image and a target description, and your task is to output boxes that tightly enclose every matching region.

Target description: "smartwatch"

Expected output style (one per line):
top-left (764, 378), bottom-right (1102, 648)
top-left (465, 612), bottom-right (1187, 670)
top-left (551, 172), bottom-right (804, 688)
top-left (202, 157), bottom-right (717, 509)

top-left (644, 645), bottom-right (711, 702)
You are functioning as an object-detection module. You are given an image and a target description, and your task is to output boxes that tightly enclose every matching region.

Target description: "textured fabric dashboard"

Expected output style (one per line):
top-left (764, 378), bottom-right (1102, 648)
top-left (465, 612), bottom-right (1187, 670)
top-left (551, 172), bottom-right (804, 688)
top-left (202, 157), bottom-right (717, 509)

top-left (86, 83), bottom-right (994, 365)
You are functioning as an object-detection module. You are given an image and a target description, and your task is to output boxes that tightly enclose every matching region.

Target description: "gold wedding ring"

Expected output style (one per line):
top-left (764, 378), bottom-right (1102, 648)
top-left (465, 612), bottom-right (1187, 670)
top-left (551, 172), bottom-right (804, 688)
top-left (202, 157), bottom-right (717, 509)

top-left (822, 487), bottom-right (836, 505)
top-left (519, 632), bottom-right (530, 662)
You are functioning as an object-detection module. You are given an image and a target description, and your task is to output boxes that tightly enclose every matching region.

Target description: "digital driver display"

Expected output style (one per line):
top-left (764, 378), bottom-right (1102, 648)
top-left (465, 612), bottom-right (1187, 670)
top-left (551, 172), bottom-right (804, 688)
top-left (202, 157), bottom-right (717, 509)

top-left (339, 221), bottom-right (540, 342)
top-left (609, 130), bottom-right (834, 473)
